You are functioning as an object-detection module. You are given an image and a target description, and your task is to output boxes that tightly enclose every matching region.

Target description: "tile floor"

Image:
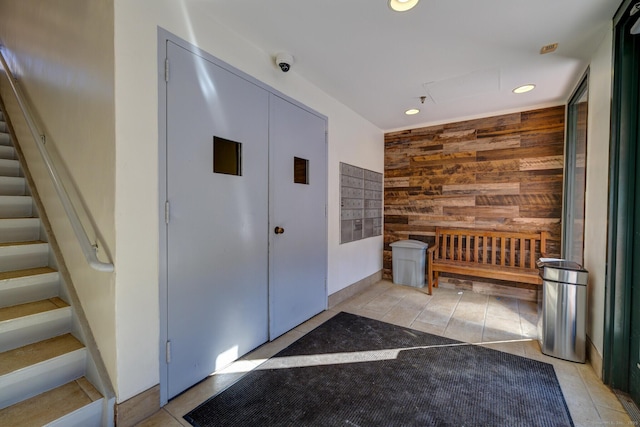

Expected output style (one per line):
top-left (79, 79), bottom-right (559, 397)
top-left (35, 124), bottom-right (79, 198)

top-left (137, 280), bottom-right (633, 427)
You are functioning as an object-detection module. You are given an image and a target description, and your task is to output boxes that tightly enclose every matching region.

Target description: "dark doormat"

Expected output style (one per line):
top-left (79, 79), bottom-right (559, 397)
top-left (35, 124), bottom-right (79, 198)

top-left (184, 312), bottom-right (573, 426)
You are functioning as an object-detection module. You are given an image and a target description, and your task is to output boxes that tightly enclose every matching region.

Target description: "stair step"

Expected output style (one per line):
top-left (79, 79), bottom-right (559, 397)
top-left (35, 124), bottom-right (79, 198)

top-left (0, 267), bottom-right (59, 308)
top-left (0, 158), bottom-right (19, 176)
top-left (0, 332), bottom-right (82, 376)
top-left (0, 176), bottom-right (26, 196)
top-left (0, 195), bottom-right (33, 218)
top-left (0, 298), bottom-right (71, 353)
top-left (0, 218), bottom-right (41, 243)
top-left (0, 145), bottom-right (16, 160)
top-left (0, 296), bottom-right (68, 321)
top-left (0, 334), bottom-right (86, 409)
top-left (0, 110), bottom-right (108, 423)
top-left (0, 241), bottom-right (49, 272)
top-left (0, 378), bottom-right (102, 427)
top-left (0, 266), bottom-right (57, 281)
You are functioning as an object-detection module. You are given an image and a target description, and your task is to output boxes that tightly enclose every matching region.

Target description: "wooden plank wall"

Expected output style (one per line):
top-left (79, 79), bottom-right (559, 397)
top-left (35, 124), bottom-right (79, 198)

top-left (383, 106), bottom-right (565, 283)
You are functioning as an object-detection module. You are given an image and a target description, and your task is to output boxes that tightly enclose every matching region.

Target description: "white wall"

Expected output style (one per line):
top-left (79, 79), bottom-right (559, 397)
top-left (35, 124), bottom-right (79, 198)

top-left (582, 22), bottom-right (613, 360)
top-left (327, 104), bottom-right (384, 295)
top-left (0, 0), bottom-right (118, 388)
top-left (114, 1), bottom-right (382, 401)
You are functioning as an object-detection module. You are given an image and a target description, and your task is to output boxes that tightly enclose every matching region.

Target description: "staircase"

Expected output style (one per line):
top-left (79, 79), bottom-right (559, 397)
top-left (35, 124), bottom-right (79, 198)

top-left (0, 110), bottom-right (111, 426)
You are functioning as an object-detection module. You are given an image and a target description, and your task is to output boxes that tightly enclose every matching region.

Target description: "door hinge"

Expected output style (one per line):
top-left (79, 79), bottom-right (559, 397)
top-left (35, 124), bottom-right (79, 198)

top-left (165, 201), bottom-right (170, 224)
top-left (166, 340), bottom-right (172, 364)
top-left (165, 58), bottom-right (170, 82)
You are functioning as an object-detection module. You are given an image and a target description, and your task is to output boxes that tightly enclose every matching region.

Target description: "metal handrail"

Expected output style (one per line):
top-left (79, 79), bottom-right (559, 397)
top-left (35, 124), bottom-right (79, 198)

top-left (0, 48), bottom-right (114, 272)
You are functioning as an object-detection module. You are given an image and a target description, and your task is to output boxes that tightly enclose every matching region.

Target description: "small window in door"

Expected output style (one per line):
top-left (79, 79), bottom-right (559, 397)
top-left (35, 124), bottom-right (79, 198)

top-left (294, 157), bottom-right (309, 184)
top-left (213, 136), bottom-right (242, 176)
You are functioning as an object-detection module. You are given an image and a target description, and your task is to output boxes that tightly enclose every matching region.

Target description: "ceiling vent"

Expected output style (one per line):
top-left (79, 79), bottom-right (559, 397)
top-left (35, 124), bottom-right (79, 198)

top-left (540, 43), bottom-right (558, 54)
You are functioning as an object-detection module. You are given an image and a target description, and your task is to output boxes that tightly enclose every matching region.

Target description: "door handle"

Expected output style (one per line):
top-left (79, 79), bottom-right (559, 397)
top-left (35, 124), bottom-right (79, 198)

top-left (274, 226), bottom-right (285, 235)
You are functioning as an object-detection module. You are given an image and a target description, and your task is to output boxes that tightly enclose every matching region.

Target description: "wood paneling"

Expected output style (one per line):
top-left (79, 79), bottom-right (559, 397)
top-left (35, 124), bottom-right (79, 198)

top-left (384, 106), bottom-right (565, 283)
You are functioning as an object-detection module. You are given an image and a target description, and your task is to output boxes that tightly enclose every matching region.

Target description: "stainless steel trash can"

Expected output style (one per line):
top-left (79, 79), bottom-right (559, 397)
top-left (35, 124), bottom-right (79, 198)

top-left (537, 259), bottom-right (588, 362)
top-left (390, 240), bottom-right (428, 288)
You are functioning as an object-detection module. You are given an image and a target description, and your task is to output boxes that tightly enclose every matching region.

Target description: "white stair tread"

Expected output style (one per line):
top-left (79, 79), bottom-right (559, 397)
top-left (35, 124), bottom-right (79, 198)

top-left (0, 378), bottom-right (101, 427)
top-left (0, 346), bottom-right (87, 410)
top-left (0, 158), bottom-right (19, 176)
top-left (0, 176), bottom-right (25, 196)
top-left (0, 268), bottom-right (60, 310)
top-left (0, 241), bottom-right (49, 272)
top-left (0, 333), bottom-right (83, 377)
top-left (0, 301), bottom-right (71, 353)
top-left (0, 266), bottom-right (57, 281)
top-left (0, 297), bottom-right (68, 322)
top-left (0, 145), bottom-right (15, 160)
top-left (0, 218), bottom-right (41, 243)
top-left (0, 195), bottom-right (33, 218)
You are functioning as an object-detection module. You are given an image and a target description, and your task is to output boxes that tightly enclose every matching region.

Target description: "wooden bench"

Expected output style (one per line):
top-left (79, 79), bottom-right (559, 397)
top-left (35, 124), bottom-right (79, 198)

top-left (426, 227), bottom-right (548, 295)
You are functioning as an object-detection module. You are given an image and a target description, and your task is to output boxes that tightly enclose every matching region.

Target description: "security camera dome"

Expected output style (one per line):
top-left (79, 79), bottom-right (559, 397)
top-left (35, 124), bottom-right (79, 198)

top-left (275, 52), bottom-right (294, 72)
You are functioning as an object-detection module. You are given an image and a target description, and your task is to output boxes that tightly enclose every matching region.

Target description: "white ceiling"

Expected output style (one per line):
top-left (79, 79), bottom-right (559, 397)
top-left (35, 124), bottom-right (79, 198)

top-left (189, 0), bottom-right (622, 131)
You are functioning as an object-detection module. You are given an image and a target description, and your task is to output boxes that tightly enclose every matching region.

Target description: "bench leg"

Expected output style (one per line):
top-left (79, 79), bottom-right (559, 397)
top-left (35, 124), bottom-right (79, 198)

top-left (427, 264), bottom-right (433, 295)
top-left (434, 272), bottom-right (439, 288)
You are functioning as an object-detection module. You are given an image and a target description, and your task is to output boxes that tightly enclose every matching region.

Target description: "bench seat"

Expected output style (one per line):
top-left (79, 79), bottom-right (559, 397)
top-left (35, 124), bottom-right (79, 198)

top-left (426, 227), bottom-right (548, 295)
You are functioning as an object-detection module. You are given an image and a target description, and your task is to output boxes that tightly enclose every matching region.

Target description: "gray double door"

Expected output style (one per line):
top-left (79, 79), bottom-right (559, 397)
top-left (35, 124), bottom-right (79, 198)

top-left (164, 41), bottom-right (327, 399)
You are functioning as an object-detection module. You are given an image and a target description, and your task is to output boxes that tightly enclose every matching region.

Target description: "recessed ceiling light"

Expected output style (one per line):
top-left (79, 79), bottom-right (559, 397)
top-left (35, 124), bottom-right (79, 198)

top-left (389, 0), bottom-right (420, 12)
top-left (405, 108), bottom-right (420, 115)
top-left (513, 84), bottom-right (535, 94)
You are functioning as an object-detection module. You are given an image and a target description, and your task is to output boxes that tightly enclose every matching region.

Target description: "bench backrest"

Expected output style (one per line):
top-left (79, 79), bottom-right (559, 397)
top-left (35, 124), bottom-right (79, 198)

top-left (433, 228), bottom-right (548, 270)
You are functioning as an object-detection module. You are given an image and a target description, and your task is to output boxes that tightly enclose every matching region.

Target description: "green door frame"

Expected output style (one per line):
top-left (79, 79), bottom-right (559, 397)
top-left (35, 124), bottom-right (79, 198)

top-left (604, 0), bottom-right (640, 390)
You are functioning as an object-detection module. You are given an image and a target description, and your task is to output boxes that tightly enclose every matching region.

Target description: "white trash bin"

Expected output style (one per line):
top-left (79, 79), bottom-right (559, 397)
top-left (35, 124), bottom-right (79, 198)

top-left (390, 240), bottom-right (429, 288)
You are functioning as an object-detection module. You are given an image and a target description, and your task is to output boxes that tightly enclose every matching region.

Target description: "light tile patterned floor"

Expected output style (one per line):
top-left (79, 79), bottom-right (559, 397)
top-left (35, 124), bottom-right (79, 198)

top-left (138, 280), bottom-right (633, 427)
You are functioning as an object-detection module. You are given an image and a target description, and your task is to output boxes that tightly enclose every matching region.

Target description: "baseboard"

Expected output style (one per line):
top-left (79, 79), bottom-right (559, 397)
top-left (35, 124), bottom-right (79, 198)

top-left (586, 336), bottom-right (603, 380)
top-left (115, 384), bottom-right (160, 427)
top-left (328, 270), bottom-right (382, 308)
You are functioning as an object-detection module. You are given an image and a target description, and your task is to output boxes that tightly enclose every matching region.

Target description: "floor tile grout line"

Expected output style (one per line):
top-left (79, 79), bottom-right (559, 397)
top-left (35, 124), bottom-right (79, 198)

top-left (165, 408), bottom-right (186, 426)
top-left (380, 290), bottom-right (421, 326)
top-left (363, 287), bottom-right (407, 317)
top-left (400, 298), bottom-right (424, 328)
top-left (516, 299), bottom-right (525, 339)
top-left (481, 294), bottom-right (489, 342)
top-left (442, 291), bottom-right (463, 336)
top-left (575, 363), bottom-right (621, 423)
top-left (408, 286), bottom-right (437, 330)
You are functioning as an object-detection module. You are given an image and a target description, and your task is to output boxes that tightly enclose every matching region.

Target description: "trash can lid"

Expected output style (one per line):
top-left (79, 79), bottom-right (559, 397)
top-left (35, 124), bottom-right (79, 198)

top-left (537, 258), bottom-right (587, 272)
top-left (538, 258), bottom-right (588, 285)
top-left (390, 239), bottom-right (428, 249)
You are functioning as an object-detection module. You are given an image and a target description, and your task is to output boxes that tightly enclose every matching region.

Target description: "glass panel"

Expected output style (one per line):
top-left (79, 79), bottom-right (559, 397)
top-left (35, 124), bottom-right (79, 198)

top-left (562, 74), bottom-right (588, 264)
top-left (294, 157), bottom-right (309, 184)
top-left (213, 136), bottom-right (242, 176)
